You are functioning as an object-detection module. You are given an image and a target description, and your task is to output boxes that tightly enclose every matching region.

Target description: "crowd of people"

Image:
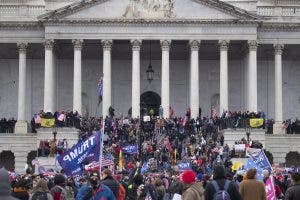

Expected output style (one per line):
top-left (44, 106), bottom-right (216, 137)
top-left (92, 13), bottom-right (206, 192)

top-left (0, 117), bottom-right (16, 133)
top-left (1, 110), bottom-right (300, 200)
top-left (1, 163), bottom-right (300, 200)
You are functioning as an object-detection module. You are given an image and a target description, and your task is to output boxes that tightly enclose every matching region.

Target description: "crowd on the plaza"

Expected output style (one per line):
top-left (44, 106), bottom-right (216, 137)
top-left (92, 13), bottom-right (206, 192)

top-left (1, 109), bottom-right (300, 200)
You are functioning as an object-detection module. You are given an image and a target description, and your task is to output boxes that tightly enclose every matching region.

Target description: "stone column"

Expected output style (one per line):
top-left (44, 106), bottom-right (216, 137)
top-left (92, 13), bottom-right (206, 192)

top-left (43, 39), bottom-right (55, 113)
top-left (15, 43), bottom-right (28, 133)
top-left (72, 39), bottom-right (83, 114)
top-left (247, 40), bottom-right (258, 112)
top-left (189, 40), bottom-right (200, 119)
top-left (273, 44), bottom-right (284, 134)
top-left (161, 40), bottom-right (171, 118)
top-left (101, 40), bottom-right (113, 117)
top-left (219, 40), bottom-right (229, 114)
top-left (131, 40), bottom-right (142, 118)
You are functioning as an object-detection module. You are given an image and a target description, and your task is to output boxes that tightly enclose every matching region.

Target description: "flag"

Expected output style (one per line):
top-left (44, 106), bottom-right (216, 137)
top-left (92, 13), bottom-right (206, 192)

top-left (118, 150), bottom-right (123, 171)
top-left (98, 77), bottom-right (103, 105)
top-left (245, 149), bottom-right (272, 180)
top-left (141, 162), bottom-right (149, 174)
top-left (211, 106), bottom-right (218, 118)
top-left (34, 115), bottom-right (41, 124)
top-left (84, 155), bottom-right (114, 172)
top-left (41, 118), bottom-right (55, 128)
top-left (174, 149), bottom-right (177, 164)
top-left (250, 118), bottom-right (264, 128)
top-left (265, 176), bottom-right (276, 200)
top-left (122, 145), bottom-right (138, 155)
top-left (57, 131), bottom-right (102, 176)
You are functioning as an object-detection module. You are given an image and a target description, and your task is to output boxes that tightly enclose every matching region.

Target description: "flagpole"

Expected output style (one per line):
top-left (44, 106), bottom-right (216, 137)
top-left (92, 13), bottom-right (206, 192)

top-left (99, 118), bottom-right (105, 176)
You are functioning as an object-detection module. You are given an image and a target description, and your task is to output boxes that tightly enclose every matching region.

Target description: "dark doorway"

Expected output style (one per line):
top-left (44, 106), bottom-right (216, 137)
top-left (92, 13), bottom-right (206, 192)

top-left (27, 151), bottom-right (37, 173)
top-left (140, 91), bottom-right (161, 116)
top-left (0, 151), bottom-right (15, 171)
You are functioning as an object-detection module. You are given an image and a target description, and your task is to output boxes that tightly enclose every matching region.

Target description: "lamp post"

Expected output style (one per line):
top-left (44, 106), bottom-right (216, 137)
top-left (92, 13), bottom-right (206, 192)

top-left (146, 41), bottom-right (154, 83)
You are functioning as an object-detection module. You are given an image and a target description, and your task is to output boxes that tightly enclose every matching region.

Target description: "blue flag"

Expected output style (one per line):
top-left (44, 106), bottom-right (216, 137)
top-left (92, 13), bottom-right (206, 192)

top-left (98, 78), bottom-right (103, 105)
top-left (245, 149), bottom-right (272, 180)
top-left (122, 145), bottom-right (138, 155)
top-left (177, 162), bottom-right (191, 171)
top-left (57, 132), bottom-right (102, 176)
top-left (141, 162), bottom-right (149, 174)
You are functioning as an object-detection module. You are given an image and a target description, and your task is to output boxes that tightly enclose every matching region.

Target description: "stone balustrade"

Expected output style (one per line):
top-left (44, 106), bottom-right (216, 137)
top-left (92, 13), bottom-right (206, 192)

top-left (258, 6), bottom-right (300, 16)
top-left (0, 4), bottom-right (44, 18)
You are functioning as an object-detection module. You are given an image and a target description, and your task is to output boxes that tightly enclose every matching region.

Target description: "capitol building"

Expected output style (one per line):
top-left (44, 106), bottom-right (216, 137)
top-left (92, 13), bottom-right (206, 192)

top-left (0, 0), bottom-right (300, 172)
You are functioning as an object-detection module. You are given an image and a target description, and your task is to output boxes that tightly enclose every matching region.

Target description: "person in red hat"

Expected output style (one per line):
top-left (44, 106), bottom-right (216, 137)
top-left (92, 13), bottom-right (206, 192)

top-left (180, 170), bottom-right (204, 200)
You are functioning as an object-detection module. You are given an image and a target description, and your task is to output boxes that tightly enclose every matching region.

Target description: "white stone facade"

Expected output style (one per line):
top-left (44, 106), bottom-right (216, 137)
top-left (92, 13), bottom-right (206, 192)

top-left (0, 0), bottom-right (299, 121)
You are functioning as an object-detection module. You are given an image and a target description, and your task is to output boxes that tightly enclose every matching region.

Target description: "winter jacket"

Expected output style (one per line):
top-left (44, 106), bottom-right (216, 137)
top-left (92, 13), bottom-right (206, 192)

top-left (239, 179), bottom-right (266, 200)
top-left (102, 176), bottom-right (120, 198)
top-left (182, 182), bottom-right (204, 200)
top-left (285, 181), bottom-right (300, 200)
top-left (76, 184), bottom-right (91, 200)
top-left (205, 179), bottom-right (242, 200)
top-left (93, 184), bottom-right (116, 200)
top-left (11, 187), bottom-right (29, 200)
top-left (0, 168), bottom-right (19, 200)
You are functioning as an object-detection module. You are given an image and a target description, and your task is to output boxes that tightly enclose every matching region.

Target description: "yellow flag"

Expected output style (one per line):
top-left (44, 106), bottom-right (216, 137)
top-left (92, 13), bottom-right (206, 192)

top-left (118, 150), bottom-right (123, 171)
top-left (41, 118), bottom-right (55, 128)
top-left (250, 118), bottom-right (264, 128)
top-left (231, 161), bottom-right (243, 171)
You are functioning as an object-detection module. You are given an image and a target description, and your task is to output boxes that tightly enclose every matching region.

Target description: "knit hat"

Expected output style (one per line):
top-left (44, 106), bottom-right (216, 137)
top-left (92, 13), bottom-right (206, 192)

top-left (197, 172), bottom-right (203, 181)
top-left (180, 170), bottom-right (196, 185)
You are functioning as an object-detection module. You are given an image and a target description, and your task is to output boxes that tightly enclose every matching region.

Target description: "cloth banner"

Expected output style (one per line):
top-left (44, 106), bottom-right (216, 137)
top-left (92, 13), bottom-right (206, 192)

top-left (41, 118), bottom-right (55, 128)
top-left (265, 176), bottom-right (276, 200)
top-left (235, 144), bottom-right (246, 152)
top-left (250, 118), bottom-right (264, 128)
top-left (122, 145), bottom-right (138, 155)
top-left (245, 149), bottom-right (272, 180)
top-left (177, 162), bottom-right (191, 171)
top-left (57, 114), bottom-right (65, 122)
top-left (57, 132), bottom-right (102, 176)
top-left (34, 115), bottom-right (41, 124)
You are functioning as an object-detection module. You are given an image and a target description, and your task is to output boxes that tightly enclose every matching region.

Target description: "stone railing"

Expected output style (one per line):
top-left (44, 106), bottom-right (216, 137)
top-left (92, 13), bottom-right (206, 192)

top-left (258, 6), bottom-right (300, 16)
top-left (0, 5), bottom-right (45, 18)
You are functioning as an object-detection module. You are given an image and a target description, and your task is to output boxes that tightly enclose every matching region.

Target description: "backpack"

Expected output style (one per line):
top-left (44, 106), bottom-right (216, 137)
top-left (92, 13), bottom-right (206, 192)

top-left (31, 191), bottom-right (48, 200)
top-left (212, 180), bottom-right (231, 200)
top-left (117, 184), bottom-right (126, 200)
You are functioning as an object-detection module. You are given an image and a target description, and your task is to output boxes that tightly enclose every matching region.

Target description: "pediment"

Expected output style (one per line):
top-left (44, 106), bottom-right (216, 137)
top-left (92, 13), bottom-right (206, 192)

top-left (39, 0), bottom-right (259, 22)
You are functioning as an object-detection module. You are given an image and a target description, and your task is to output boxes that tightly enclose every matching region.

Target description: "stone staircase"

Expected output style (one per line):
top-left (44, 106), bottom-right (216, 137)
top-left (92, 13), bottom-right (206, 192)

top-left (36, 127), bottom-right (80, 148)
top-left (222, 128), bottom-right (266, 148)
top-left (265, 134), bottom-right (300, 164)
top-left (0, 133), bottom-right (36, 173)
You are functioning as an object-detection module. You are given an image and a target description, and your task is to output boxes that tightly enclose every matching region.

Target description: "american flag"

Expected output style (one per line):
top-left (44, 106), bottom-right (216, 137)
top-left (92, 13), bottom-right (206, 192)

top-left (85, 155), bottom-right (114, 171)
top-left (211, 106), bottom-right (218, 118)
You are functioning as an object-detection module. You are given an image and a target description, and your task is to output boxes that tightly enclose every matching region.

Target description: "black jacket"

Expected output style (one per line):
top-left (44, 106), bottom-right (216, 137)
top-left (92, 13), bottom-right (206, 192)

top-left (204, 179), bottom-right (242, 200)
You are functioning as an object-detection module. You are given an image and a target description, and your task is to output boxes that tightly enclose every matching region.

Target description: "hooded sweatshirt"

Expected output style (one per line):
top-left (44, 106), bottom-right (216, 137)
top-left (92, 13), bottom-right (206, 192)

top-left (0, 168), bottom-right (19, 200)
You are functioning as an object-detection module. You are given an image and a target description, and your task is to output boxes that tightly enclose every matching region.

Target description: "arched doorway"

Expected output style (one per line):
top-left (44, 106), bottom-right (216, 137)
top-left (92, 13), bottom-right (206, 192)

top-left (0, 151), bottom-right (15, 171)
top-left (27, 151), bottom-right (37, 173)
top-left (140, 91), bottom-right (161, 116)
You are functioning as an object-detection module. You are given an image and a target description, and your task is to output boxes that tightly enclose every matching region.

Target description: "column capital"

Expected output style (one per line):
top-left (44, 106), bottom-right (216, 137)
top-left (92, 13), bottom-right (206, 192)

top-left (101, 40), bottom-right (113, 51)
top-left (247, 40), bottom-right (258, 51)
top-left (43, 39), bottom-right (54, 50)
top-left (160, 40), bottom-right (171, 51)
top-left (274, 44), bottom-right (284, 55)
top-left (131, 39), bottom-right (142, 51)
top-left (219, 40), bottom-right (229, 51)
top-left (72, 39), bottom-right (83, 50)
top-left (189, 40), bottom-right (201, 51)
top-left (17, 42), bottom-right (28, 53)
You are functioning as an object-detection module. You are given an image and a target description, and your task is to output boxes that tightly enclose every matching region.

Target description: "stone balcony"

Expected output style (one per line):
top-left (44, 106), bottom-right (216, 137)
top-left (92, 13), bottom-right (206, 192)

top-left (258, 6), bottom-right (300, 16)
top-left (0, 4), bottom-right (45, 20)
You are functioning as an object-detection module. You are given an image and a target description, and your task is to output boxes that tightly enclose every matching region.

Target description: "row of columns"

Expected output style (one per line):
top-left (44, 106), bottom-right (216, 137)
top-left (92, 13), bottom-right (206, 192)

top-left (15, 40), bottom-right (284, 123)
